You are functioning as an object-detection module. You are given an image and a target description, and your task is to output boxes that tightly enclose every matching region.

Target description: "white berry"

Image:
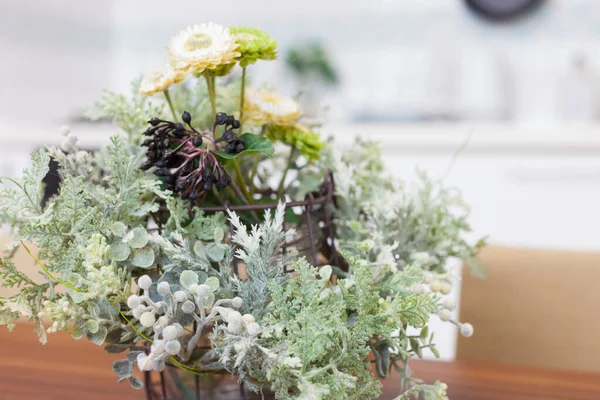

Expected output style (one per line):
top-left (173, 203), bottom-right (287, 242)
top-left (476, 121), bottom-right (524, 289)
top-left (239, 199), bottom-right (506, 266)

top-left (165, 340), bottom-right (181, 355)
top-left (173, 291), bottom-right (187, 303)
top-left (442, 299), bottom-right (456, 311)
top-left (232, 297), bottom-right (243, 308)
top-left (430, 280), bottom-right (442, 293)
top-left (438, 309), bottom-right (452, 322)
top-left (246, 322), bottom-right (261, 336)
top-left (162, 325), bottom-right (179, 341)
top-left (140, 311), bottom-right (156, 327)
top-left (460, 323), bottom-right (474, 337)
top-left (138, 275), bottom-right (152, 290)
top-left (157, 282), bottom-right (171, 296)
top-left (440, 281), bottom-right (452, 295)
top-left (127, 295), bottom-right (141, 309)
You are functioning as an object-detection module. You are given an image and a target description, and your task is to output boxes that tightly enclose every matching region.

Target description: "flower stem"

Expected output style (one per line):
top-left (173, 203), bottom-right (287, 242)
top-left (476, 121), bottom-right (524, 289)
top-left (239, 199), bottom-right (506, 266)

top-left (163, 89), bottom-right (178, 121)
top-left (204, 71), bottom-right (216, 116)
top-left (277, 147), bottom-right (298, 198)
top-left (239, 66), bottom-right (247, 130)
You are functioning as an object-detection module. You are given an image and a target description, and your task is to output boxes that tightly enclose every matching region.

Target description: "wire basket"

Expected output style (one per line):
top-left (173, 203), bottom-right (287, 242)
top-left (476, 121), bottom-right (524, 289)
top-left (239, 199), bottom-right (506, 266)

top-left (145, 169), bottom-right (339, 400)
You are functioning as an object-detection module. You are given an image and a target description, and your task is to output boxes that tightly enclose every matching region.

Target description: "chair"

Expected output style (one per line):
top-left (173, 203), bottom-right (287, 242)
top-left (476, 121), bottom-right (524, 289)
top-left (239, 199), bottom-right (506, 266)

top-left (457, 245), bottom-right (600, 372)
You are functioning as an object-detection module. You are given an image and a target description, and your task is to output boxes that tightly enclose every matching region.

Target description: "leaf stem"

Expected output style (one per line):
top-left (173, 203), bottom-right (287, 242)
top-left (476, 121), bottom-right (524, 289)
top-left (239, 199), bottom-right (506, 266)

top-left (163, 89), bottom-right (178, 121)
top-left (21, 241), bottom-right (86, 293)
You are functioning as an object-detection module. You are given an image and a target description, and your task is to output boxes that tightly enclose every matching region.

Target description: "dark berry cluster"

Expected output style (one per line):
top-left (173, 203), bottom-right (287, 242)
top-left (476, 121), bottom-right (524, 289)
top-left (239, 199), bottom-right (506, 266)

top-left (213, 112), bottom-right (246, 154)
top-left (140, 111), bottom-right (244, 202)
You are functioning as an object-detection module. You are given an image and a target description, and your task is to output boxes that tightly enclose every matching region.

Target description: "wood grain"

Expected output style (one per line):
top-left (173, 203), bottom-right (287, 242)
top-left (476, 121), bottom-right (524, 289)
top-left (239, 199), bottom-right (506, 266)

top-left (1, 326), bottom-right (600, 399)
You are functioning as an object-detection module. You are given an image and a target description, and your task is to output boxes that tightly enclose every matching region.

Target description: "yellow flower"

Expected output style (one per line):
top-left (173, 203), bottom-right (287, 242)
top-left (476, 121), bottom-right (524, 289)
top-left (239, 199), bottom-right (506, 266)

top-left (264, 124), bottom-right (325, 161)
top-left (139, 65), bottom-right (184, 96)
top-left (243, 88), bottom-right (301, 126)
top-left (168, 23), bottom-right (240, 74)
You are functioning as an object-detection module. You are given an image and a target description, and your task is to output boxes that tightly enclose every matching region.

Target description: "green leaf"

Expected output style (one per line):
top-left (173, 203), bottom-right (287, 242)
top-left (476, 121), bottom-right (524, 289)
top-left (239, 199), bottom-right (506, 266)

top-left (420, 325), bottom-right (429, 340)
top-left (205, 276), bottom-right (220, 292)
top-left (430, 346), bottom-right (440, 358)
top-left (129, 375), bottom-right (144, 390)
top-left (131, 247), bottom-right (155, 269)
top-left (83, 319), bottom-right (99, 334)
top-left (111, 241), bottom-right (131, 262)
top-left (211, 133), bottom-right (274, 160)
top-left (87, 325), bottom-right (108, 345)
top-left (110, 222), bottom-right (128, 237)
top-left (104, 344), bottom-right (130, 354)
top-left (112, 359), bottom-right (134, 377)
top-left (123, 227), bottom-right (149, 249)
top-left (180, 270), bottom-right (199, 290)
top-left (205, 243), bottom-right (224, 262)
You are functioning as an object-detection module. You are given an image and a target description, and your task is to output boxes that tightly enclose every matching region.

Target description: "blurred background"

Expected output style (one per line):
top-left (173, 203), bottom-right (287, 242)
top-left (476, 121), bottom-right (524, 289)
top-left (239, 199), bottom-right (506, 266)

top-left (1, 0), bottom-right (599, 374)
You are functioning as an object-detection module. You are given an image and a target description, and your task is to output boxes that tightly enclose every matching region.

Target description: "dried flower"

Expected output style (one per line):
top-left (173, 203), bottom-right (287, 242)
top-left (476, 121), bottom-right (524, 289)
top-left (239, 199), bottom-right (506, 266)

top-left (140, 65), bottom-right (184, 96)
top-left (168, 23), bottom-right (239, 73)
top-left (243, 88), bottom-right (300, 127)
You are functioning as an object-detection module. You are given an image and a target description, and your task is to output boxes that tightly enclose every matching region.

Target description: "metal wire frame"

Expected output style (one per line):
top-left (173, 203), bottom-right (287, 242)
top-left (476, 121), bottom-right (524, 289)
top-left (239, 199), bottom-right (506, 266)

top-left (145, 170), bottom-right (339, 400)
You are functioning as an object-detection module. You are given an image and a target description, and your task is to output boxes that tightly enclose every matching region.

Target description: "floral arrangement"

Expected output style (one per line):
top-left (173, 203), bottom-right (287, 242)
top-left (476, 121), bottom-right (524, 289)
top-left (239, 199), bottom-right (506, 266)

top-left (0, 23), bottom-right (484, 400)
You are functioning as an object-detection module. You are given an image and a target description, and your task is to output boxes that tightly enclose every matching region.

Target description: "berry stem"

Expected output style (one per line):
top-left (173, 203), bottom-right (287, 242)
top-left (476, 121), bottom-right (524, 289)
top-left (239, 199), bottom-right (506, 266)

top-left (163, 89), bottom-right (178, 121)
top-left (232, 159), bottom-right (253, 204)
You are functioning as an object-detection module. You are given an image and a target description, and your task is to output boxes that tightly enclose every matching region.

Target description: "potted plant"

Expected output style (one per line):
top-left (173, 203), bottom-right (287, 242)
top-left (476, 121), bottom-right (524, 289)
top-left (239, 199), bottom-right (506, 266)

top-left (0, 23), bottom-right (484, 400)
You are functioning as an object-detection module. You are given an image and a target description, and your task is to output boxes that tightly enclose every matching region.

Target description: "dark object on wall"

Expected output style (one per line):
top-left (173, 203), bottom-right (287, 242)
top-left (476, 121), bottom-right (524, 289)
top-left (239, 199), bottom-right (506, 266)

top-left (464, 0), bottom-right (546, 22)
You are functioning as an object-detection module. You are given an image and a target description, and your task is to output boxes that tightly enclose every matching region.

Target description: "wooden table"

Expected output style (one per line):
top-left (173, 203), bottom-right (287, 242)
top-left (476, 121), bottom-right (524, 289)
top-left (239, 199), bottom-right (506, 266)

top-left (2, 326), bottom-right (600, 400)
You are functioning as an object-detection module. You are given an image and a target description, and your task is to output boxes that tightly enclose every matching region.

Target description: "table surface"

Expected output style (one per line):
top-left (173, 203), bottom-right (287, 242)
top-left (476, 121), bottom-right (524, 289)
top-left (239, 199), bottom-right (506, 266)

top-left (1, 325), bottom-right (600, 400)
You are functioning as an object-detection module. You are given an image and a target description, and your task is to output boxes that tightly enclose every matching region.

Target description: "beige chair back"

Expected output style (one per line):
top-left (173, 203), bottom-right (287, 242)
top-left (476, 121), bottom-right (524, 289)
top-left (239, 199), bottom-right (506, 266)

top-left (457, 245), bottom-right (600, 372)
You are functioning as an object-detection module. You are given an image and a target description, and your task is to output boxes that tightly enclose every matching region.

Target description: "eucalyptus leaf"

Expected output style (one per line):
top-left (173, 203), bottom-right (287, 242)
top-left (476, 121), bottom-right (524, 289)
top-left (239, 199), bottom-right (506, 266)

top-left (193, 241), bottom-right (205, 256)
top-left (129, 375), bottom-right (144, 390)
top-left (180, 270), bottom-right (199, 290)
top-left (124, 227), bottom-right (149, 249)
top-left (112, 359), bottom-right (134, 377)
top-left (131, 247), bottom-right (155, 268)
top-left (87, 325), bottom-right (108, 345)
top-left (104, 344), bottom-right (130, 354)
top-left (110, 221), bottom-right (128, 237)
top-left (206, 243), bottom-right (225, 262)
top-left (111, 241), bottom-right (131, 262)
top-left (213, 227), bottom-right (225, 242)
top-left (205, 276), bottom-right (220, 292)
top-left (83, 319), bottom-right (99, 334)
top-left (211, 133), bottom-right (274, 160)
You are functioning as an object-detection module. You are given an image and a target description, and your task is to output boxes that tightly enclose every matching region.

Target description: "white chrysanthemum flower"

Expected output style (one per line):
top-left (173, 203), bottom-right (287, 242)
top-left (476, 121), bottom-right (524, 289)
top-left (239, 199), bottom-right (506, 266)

top-left (168, 23), bottom-right (239, 73)
top-left (140, 65), bottom-right (184, 96)
top-left (243, 88), bottom-right (301, 126)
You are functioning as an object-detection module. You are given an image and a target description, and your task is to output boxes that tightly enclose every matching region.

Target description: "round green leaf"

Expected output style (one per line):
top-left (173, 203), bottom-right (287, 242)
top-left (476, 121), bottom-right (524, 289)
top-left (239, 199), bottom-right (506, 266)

top-left (87, 325), bottom-right (108, 345)
top-left (111, 241), bottom-right (131, 262)
top-left (213, 227), bottom-right (224, 242)
top-left (319, 265), bottom-right (332, 281)
top-left (205, 277), bottom-right (220, 292)
top-left (131, 247), bottom-right (155, 269)
top-left (110, 221), bottom-right (128, 237)
top-left (206, 243), bottom-right (224, 262)
top-left (180, 270), bottom-right (199, 290)
top-left (193, 241), bottom-right (205, 257)
top-left (123, 227), bottom-right (149, 249)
